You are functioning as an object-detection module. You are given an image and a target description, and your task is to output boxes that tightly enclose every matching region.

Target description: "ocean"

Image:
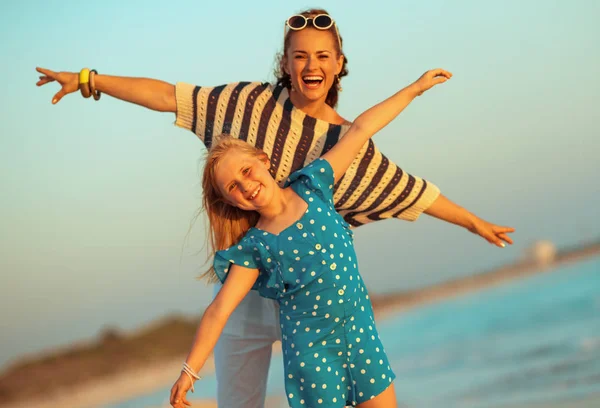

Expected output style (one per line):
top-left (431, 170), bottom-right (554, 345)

top-left (107, 256), bottom-right (600, 408)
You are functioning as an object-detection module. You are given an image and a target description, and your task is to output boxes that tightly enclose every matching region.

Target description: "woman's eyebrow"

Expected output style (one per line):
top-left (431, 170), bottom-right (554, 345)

top-left (292, 50), bottom-right (332, 54)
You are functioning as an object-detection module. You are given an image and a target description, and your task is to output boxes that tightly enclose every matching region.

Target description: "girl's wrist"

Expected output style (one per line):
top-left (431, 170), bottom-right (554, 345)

top-left (407, 81), bottom-right (423, 97)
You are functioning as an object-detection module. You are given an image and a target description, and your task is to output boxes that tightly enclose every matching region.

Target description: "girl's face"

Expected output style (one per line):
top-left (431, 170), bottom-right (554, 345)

top-left (285, 27), bottom-right (344, 104)
top-left (215, 150), bottom-right (275, 211)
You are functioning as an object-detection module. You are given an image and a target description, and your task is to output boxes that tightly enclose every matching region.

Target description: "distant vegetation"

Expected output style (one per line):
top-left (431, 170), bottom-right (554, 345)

top-left (0, 315), bottom-right (199, 404)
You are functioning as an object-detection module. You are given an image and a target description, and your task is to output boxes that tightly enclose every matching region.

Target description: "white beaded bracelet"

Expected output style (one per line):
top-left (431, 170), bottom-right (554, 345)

top-left (181, 362), bottom-right (201, 393)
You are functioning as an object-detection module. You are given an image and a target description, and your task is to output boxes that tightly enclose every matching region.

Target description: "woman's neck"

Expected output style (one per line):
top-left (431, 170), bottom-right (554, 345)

top-left (289, 91), bottom-right (347, 125)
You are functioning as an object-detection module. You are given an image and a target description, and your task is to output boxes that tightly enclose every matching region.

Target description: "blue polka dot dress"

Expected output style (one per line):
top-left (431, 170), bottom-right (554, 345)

top-left (214, 159), bottom-right (395, 407)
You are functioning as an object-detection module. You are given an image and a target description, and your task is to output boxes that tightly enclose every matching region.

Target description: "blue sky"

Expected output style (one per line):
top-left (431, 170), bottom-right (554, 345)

top-left (1, 0), bottom-right (599, 369)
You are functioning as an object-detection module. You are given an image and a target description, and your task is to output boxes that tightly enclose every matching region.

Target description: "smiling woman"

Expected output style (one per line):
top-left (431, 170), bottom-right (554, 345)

top-left (276, 12), bottom-right (348, 113)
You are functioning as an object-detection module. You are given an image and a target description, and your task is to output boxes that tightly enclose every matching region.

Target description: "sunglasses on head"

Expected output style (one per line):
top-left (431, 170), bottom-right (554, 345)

top-left (284, 14), bottom-right (342, 50)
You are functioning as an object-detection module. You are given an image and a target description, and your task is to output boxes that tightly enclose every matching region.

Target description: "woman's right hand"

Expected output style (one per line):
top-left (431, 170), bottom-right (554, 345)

top-left (170, 372), bottom-right (193, 408)
top-left (36, 67), bottom-right (79, 104)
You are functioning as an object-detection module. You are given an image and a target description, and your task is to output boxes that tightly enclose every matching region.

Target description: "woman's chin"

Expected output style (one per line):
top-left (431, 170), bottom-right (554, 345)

top-left (297, 88), bottom-right (328, 103)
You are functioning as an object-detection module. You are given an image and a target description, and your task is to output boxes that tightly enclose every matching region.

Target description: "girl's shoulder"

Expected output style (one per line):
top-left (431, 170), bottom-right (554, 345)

top-left (285, 158), bottom-right (335, 203)
top-left (213, 231), bottom-right (284, 300)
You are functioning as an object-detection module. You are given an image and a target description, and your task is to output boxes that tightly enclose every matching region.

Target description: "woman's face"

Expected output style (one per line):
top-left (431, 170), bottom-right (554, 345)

top-left (285, 27), bottom-right (344, 105)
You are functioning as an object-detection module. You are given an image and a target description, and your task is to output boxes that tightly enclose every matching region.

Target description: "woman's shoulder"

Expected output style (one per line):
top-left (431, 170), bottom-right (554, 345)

top-left (319, 104), bottom-right (351, 126)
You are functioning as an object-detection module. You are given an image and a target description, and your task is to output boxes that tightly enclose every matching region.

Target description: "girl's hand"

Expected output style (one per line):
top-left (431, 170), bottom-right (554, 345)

top-left (170, 372), bottom-right (193, 408)
top-left (413, 68), bottom-right (452, 96)
top-left (468, 218), bottom-right (515, 248)
top-left (35, 67), bottom-right (79, 104)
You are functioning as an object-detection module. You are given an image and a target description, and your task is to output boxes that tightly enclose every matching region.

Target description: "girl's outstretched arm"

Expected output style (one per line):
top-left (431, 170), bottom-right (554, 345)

top-left (36, 67), bottom-right (176, 112)
top-left (323, 68), bottom-right (452, 183)
top-left (169, 266), bottom-right (259, 408)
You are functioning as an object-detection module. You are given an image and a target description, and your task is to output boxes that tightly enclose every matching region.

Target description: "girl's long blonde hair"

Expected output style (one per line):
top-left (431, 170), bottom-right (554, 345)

top-left (200, 136), bottom-right (267, 282)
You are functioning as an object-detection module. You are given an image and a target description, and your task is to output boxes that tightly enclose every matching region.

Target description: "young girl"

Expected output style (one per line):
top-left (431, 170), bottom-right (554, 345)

top-left (169, 68), bottom-right (452, 408)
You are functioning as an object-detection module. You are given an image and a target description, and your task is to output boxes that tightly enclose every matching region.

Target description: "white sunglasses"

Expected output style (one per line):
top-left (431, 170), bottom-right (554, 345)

top-left (284, 14), bottom-right (342, 50)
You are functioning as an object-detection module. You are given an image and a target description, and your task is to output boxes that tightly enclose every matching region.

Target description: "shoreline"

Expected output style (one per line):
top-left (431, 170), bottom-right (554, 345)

top-left (3, 242), bottom-right (599, 408)
top-left (371, 240), bottom-right (600, 318)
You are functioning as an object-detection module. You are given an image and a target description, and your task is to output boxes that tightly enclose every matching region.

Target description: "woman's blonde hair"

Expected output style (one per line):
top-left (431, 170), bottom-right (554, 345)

top-left (200, 136), bottom-right (267, 282)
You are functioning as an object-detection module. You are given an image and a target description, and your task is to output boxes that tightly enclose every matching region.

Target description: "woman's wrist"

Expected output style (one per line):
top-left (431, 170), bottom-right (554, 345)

top-left (463, 212), bottom-right (479, 231)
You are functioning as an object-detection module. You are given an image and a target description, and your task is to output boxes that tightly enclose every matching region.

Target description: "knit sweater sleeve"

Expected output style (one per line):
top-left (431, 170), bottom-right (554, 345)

top-left (331, 138), bottom-right (440, 226)
top-left (174, 82), bottom-right (197, 133)
top-left (174, 81), bottom-right (272, 148)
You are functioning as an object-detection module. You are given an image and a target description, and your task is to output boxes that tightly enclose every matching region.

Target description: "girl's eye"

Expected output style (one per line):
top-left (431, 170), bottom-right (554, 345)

top-left (242, 167), bottom-right (251, 175)
top-left (319, 55), bottom-right (329, 59)
top-left (228, 184), bottom-right (236, 192)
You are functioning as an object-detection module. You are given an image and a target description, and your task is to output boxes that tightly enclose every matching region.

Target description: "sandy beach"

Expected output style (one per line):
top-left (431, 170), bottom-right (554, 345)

top-left (1, 358), bottom-right (191, 408)
top-left (3, 242), bottom-right (599, 408)
top-left (2, 343), bottom-right (284, 408)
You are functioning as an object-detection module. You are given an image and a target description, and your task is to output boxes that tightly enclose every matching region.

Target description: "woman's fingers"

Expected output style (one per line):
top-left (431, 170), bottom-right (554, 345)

top-left (484, 233), bottom-right (505, 248)
top-left (36, 67), bottom-right (55, 77)
top-left (53, 89), bottom-right (67, 104)
top-left (497, 233), bottom-right (513, 245)
top-left (493, 225), bottom-right (515, 245)
top-left (36, 67), bottom-right (58, 85)
top-left (497, 226), bottom-right (516, 234)
top-left (35, 67), bottom-right (57, 87)
top-left (36, 76), bottom-right (55, 86)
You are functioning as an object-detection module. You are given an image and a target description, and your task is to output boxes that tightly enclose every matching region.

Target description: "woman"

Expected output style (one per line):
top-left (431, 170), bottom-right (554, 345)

top-left (36, 9), bottom-right (513, 408)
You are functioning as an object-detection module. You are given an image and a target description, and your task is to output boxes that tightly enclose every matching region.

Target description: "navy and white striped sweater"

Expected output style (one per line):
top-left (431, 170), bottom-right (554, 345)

top-left (175, 81), bottom-right (440, 227)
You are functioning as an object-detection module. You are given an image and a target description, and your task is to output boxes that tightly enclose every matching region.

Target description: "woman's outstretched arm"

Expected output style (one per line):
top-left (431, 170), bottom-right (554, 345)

top-left (36, 67), bottom-right (176, 112)
top-left (425, 194), bottom-right (515, 248)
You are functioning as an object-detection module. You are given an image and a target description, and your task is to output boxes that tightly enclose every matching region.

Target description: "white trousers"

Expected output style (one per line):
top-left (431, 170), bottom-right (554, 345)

top-left (213, 284), bottom-right (281, 408)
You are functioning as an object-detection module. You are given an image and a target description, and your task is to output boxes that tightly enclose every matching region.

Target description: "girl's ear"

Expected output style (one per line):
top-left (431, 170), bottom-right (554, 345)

top-left (259, 152), bottom-right (271, 169)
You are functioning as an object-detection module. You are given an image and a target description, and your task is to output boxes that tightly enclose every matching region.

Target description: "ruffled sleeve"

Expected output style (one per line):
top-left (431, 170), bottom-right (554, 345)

top-left (213, 235), bottom-right (281, 299)
top-left (285, 158), bottom-right (335, 204)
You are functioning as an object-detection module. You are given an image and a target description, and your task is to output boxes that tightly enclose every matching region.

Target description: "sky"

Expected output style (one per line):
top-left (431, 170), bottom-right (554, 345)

top-left (1, 0), bottom-right (599, 369)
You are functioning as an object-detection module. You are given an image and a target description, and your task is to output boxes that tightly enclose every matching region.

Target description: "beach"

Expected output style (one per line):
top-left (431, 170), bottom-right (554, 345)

top-left (1, 342), bottom-right (285, 408)
top-left (2, 243), bottom-right (599, 408)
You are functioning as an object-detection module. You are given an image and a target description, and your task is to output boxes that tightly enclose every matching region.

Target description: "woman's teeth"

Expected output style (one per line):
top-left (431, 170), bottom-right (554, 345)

top-left (302, 75), bottom-right (324, 87)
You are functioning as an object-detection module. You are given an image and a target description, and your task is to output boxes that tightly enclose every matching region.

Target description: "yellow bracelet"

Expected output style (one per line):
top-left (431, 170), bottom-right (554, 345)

top-left (89, 69), bottom-right (101, 101)
top-left (79, 68), bottom-right (92, 98)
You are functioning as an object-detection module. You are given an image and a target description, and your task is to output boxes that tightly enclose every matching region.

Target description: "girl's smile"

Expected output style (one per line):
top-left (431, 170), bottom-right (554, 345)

top-left (215, 151), bottom-right (276, 212)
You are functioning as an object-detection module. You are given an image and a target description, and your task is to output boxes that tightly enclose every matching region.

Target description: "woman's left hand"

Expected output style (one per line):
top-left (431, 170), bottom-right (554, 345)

top-left (468, 218), bottom-right (515, 248)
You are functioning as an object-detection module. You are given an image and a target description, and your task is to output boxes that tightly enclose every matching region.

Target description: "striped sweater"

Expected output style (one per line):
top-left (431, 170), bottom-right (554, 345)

top-left (175, 81), bottom-right (440, 227)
